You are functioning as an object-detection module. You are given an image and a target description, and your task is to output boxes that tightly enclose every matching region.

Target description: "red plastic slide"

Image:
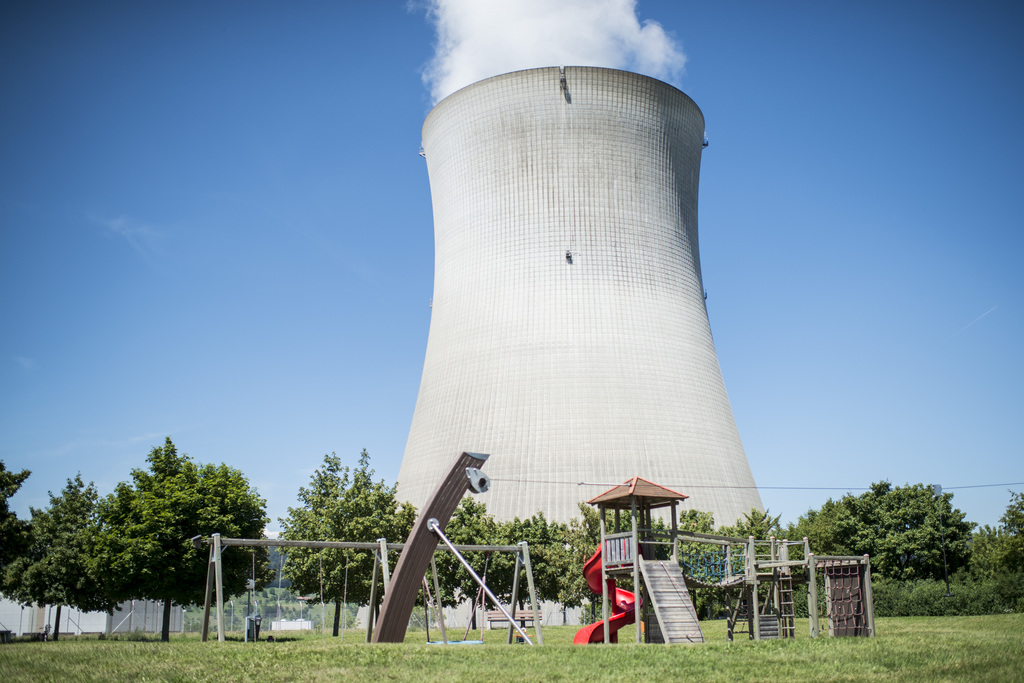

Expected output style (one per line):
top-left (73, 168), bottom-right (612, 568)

top-left (572, 547), bottom-right (637, 644)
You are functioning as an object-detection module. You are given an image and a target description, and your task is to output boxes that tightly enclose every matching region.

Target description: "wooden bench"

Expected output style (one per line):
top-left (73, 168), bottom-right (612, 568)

top-left (485, 609), bottom-right (535, 629)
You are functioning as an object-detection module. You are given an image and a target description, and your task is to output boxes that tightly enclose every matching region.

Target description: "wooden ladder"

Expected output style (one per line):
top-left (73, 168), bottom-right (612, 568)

top-left (778, 572), bottom-right (796, 638)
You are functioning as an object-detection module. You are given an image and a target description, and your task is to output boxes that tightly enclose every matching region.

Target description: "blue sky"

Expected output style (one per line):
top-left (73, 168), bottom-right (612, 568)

top-left (2, 1), bottom-right (1021, 532)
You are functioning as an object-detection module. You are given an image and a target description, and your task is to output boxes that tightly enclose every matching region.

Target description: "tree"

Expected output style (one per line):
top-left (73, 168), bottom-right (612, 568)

top-left (98, 437), bottom-right (270, 641)
top-left (786, 482), bottom-right (973, 582)
top-left (782, 498), bottom-right (857, 556)
top-left (279, 450), bottom-right (416, 636)
top-left (0, 461), bottom-right (32, 594)
top-left (999, 491), bottom-right (1024, 573)
top-left (431, 496), bottom-right (501, 609)
top-left (558, 503), bottom-right (601, 610)
top-left (4, 475), bottom-right (116, 640)
top-left (719, 508), bottom-right (781, 540)
top-left (492, 512), bottom-right (568, 607)
top-left (970, 491), bottom-right (1024, 578)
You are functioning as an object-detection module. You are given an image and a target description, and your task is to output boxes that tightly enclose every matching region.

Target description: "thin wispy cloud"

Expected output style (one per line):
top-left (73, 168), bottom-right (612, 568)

top-left (94, 214), bottom-right (162, 254)
top-left (953, 305), bottom-right (998, 336)
top-left (420, 0), bottom-right (686, 103)
top-left (13, 356), bottom-right (36, 370)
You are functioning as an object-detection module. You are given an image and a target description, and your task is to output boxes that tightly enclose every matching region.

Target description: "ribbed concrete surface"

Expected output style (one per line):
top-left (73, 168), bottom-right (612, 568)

top-left (397, 67), bottom-right (762, 526)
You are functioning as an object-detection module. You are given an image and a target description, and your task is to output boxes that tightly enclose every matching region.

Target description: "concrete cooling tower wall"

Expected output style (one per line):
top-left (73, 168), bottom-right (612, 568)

top-left (397, 66), bottom-right (762, 526)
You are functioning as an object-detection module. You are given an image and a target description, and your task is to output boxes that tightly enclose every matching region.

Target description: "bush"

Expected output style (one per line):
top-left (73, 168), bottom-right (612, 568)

top-left (872, 571), bottom-right (1024, 617)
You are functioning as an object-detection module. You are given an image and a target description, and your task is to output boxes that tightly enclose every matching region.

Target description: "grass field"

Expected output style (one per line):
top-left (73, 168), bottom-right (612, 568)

top-left (2, 614), bottom-right (1022, 682)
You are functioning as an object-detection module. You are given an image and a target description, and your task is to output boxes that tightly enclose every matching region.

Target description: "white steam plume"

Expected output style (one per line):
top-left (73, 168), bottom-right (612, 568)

top-left (421, 0), bottom-right (686, 103)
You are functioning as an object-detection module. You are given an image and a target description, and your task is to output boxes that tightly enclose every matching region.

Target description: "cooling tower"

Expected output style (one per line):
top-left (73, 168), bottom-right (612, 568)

top-left (397, 67), bottom-right (762, 525)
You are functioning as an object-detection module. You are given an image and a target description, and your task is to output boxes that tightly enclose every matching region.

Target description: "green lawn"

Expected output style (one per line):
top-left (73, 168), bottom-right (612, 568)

top-left (2, 614), bottom-right (1022, 682)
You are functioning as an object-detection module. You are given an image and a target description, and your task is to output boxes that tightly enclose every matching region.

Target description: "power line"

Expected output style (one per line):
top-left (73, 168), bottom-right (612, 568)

top-left (487, 477), bottom-right (1024, 492)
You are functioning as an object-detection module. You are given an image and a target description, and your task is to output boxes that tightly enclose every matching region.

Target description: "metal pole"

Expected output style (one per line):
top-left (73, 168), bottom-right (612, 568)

top-left (427, 519), bottom-right (534, 645)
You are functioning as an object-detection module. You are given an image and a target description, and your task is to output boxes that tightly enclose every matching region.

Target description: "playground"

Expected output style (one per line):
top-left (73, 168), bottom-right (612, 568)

top-left (192, 455), bottom-right (873, 650)
top-left (4, 454), bottom-right (1022, 681)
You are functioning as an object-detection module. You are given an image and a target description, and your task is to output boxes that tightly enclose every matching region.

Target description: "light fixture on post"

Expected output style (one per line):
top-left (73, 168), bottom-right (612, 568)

top-left (932, 484), bottom-right (952, 597)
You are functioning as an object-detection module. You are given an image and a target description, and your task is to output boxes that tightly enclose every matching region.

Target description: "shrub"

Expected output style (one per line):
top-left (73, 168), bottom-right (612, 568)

top-left (872, 571), bottom-right (1024, 617)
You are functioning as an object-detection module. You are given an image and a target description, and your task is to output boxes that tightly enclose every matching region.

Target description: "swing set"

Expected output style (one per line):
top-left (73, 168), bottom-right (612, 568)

top-left (198, 451), bottom-right (542, 645)
top-left (196, 534), bottom-right (541, 645)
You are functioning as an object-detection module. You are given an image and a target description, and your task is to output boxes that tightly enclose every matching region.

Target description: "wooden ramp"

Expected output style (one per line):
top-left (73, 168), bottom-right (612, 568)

top-left (640, 560), bottom-right (704, 644)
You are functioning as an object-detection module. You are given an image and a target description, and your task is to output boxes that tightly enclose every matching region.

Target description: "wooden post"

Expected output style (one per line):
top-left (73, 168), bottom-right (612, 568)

top-left (600, 505), bottom-right (609, 644)
top-left (807, 553), bottom-right (819, 638)
top-left (824, 561), bottom-right (834, 637)
top-left (430, 556), bottom-right (447, 644)
top-left (632, 497), bottom-right (641, 644)
top-left (507, 551), bottom-right (522, 644)
top-left (770, 537), bottom-right (780, 621)
top-left (378, 539), bottom-right (391, 592)
top-left (670, 502), bottom-right (678, 566)
top-left (520, 542), bottom-right (543, 645)
top-left (748, 536), bottom-right (759, 640)
top-left (365, 550), bottom-right (380, 643)
top-left (213, 533), bottom-right (225, 643)
top-left (725, 587), bottom-right (734, 641)
top-left (201, 542), bottom-right (215, 642)
top-left (862, 556), bottom-right (876, 637)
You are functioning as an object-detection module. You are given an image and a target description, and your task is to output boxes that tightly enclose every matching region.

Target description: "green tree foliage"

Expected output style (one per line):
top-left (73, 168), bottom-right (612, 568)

top-left (98, 437), bottom-right (269, 641)
top-left (0, 461), bottom-right (32, 592)
top-left (558, 503), bottom-right (601, 609)
top-left (429, 499), bottom-right (570, 613)
top-left (493, 512), bottom-right (568, 607)
top-left (278, 450), bottom-right (416, 636)
top-left (999, 491), bottom-right (1024, 573)
top-left (4, 475), bottom-right (116, 640)
top-left (781, 498), bottom-right (857, 555)
top-left (718, 507), bottom-right (781, 540)
top-left (786, 481), bottom-right (972, 582)
top-left (967, 491), bottom-right (1024, 613)
top-left (432, 497), bottom-right (501, 609)
top-left (971, 525), bottom-right (1010, 579)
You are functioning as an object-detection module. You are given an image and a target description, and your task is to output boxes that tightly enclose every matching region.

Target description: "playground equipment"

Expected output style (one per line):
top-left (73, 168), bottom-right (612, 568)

top-left (373, 452), bottom-right (542, 644)
top-left (196, 533), bottom-right (541, 644)
top-left (572, 547), bottom-right (639, 643)
top-left (575, 477), bottom-right (876, 645)
top-left (577, 477), bottom-right (704, 644)
top-left (677, 531), bottom-right (876, 640)
top-left (199, 452), bottom-right (543, 645)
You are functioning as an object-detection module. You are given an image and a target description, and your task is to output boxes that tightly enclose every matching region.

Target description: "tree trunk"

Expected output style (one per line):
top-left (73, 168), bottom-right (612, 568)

top-left (53, 604), bottom-right (62, 641)
top-left (333, 599), bottom-right (341, 637)
top-left (161, 597), bottom-right (172, 642)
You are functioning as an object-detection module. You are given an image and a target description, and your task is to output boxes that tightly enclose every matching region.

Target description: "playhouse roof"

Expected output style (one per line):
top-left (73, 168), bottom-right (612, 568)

top-left (586, 476), bottom-right (689, 510)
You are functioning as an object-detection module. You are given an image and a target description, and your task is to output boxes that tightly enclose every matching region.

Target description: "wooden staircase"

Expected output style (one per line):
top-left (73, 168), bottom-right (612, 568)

top-left (639, 560), bottom-right (704, 644)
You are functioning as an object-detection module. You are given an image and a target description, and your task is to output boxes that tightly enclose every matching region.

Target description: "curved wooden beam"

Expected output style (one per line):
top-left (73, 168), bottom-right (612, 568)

top-left (371, 451), bottom-right (489, 643)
